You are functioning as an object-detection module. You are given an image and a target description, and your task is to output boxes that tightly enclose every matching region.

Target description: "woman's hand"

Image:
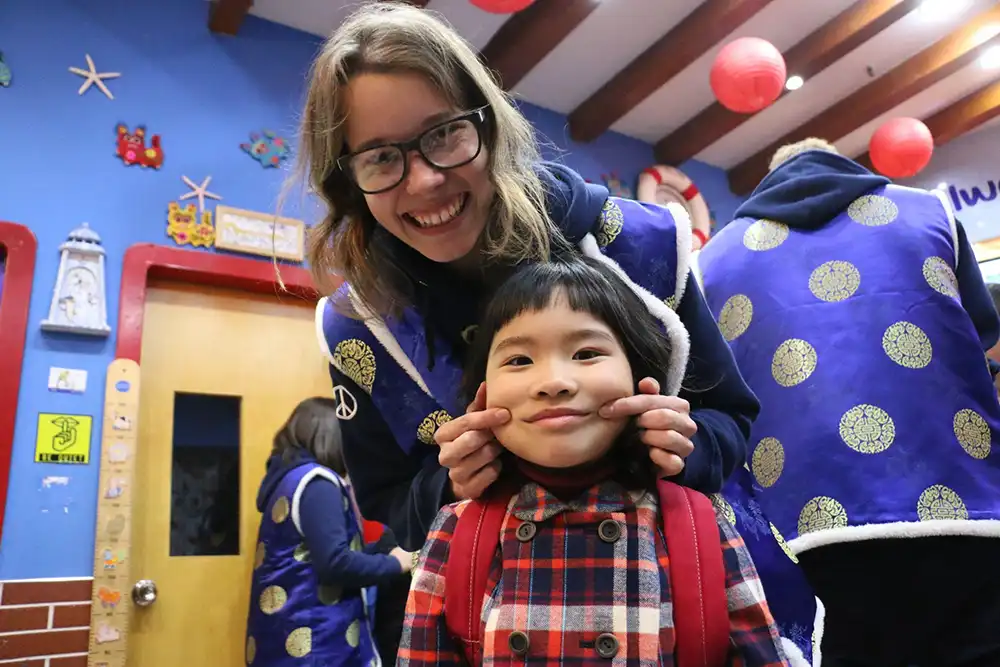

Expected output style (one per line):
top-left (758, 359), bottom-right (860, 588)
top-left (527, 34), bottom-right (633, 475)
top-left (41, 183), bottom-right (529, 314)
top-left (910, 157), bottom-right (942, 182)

top-left (390, 546), bottom-right (414, 573)
top-left (599, 377), bottom-right (697, 477)
top-left (435, 383), bottom-right (510, 500)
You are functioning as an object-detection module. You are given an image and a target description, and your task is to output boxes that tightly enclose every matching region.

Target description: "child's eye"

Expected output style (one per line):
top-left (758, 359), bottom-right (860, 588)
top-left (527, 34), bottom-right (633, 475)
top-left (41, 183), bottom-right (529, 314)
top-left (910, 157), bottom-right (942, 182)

top-left (573, 349), bottom-right (604, 361)
top-left (503, 355), bottom-right (532, 367)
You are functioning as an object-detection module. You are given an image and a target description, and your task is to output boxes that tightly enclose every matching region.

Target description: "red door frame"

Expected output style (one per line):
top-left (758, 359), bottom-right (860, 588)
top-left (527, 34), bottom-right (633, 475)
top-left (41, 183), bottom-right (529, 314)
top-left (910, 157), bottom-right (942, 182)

top-left (0, 221), bottom-right (39, 543)
top-left (116, 244), bottom-right (384, 539)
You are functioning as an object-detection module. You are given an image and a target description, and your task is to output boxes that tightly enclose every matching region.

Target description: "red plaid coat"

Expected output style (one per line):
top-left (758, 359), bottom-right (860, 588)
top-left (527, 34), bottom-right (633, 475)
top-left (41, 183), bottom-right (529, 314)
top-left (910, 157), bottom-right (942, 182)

top-left (398, 480), bottom-right (790, 666)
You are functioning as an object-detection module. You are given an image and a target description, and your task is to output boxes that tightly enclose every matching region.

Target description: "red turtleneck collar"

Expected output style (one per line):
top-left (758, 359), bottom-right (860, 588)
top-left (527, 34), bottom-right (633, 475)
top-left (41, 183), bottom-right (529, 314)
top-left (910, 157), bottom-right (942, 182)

top-left (515, 457), bottom-right (618, 500)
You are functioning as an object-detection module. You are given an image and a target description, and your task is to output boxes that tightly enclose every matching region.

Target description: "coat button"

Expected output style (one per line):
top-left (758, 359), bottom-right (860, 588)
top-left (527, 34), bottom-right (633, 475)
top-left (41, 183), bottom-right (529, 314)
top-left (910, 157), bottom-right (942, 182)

top-left (516, 522), bottom-right (537, 542)
top-left (597, 519), bottom-right (621, 543)
top-left (508, 631), bottom-right (530, 655)
top-left (595, 633), bottom-right (619, 659)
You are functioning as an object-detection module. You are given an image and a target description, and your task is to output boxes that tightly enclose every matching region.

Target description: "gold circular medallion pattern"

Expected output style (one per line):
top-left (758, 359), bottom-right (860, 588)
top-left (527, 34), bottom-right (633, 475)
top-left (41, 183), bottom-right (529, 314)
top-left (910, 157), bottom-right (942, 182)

top-left (881, 321), bottom-right (932, 369)
top-left (664, 295), bottom-right (677, 311)
top-left (293, 543), bottom-right (311, 562)
top-left (259, 585), bottom-right (288, 615)
top-left (346, 619), bottom-right (361, 648)
top-left (839, 404), bottom-right (895, 454)
top-left (772, 339), bottom-right (817, 387)
top-left (847, 195), bottom-right (898, 227)
top-left (246, 635), bottom-right (256, 665)
top-left (954, 409), bottom-right (991, 459)
top-left (318, 583), bottom-right (343, 605)
top-left (417, 409), bottom-right (453, 446)
top-left (271, 496), bottom-right (290, 524)
top-left (770, 522), bottom-right (798, 564)
top-left (808, 261), bottom-right (860, 302)
top-left (350, 533), bottom-right (363, 552)
top-left (798, 496), bottom-right (848, 535)
top-left (254, 542), bottom-right (265, 569)
top-left (596, 199), bottom-right (624, 247)
top-left (743, 219), bottom-right (789, 251)
top-left (710, 494), bottom-right (736, 525)
top-left (917, 484), bottom-right (968, 521)
top-left (333, 339), bottom-right (377, 393)
top-left (718, 294), bottom-right (753, 341)
top-left (922, 257), bottom-right (959, 299)
top-left (752, 437), bottom-right (785, 488)
top-left (286, 627), bottom-right (312, 658)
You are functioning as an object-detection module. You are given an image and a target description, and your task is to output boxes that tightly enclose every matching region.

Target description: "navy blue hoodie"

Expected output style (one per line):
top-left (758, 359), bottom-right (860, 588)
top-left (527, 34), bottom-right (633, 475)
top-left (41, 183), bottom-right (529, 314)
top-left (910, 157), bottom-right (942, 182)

top-left (255, 452), bottom-right (402, 586)
top-left (334, 162), bottom-right (760, 550)
top-left (736, 150), bottom-right (1000, 355)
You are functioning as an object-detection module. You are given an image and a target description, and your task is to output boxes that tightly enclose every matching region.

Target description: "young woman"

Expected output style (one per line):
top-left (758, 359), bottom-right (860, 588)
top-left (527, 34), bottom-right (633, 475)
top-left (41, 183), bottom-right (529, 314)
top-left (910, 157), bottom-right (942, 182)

top-left (399, 257), bottom-right (791, 666)
top-left (303, 0), bottom-right (757, 556)
top-left (246, 397), bottom-right (413, 666)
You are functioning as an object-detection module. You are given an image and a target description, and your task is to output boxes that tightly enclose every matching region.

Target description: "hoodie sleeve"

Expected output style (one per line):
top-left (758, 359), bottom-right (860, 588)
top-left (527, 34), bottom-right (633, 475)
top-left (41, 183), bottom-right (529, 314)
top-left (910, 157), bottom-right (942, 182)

top-left (330, 364), bottom-right (455, 552)
top-left (672, 275), bottom-right (760, 493)
top-left (955, 220), bottom-right (1000, 352)
top-left (298, 477), bottom-right (404, 587)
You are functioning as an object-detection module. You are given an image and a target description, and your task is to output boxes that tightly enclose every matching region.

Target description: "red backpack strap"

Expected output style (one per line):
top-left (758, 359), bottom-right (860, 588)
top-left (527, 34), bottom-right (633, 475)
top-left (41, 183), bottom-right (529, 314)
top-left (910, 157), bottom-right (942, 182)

top-left (444, 494), bottom-right (511, 666)
top-left (658, 480), bottom-right (730, 667)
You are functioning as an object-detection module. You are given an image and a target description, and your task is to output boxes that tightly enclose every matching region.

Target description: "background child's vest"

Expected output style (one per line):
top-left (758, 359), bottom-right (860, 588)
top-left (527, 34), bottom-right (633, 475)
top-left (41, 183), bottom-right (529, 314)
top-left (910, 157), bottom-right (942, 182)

top-left (699, 184), bottom-right (1000, 554)
top-left (445, 480), bottom-right (729, 667)
top-left (247, 463), bottom-right (381, 667)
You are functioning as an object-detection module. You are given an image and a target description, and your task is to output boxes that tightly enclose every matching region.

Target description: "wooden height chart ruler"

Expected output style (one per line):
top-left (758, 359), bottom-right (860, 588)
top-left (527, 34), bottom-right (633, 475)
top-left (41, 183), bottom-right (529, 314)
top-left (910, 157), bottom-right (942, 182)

top-left (88, 359), bottom-right (141, 667)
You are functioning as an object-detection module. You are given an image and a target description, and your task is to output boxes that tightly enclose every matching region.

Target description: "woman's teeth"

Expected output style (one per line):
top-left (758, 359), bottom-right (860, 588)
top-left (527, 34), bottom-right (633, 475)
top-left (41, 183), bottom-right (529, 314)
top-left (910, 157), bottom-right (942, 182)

top-left (409, 194), bottom-right (466, 228)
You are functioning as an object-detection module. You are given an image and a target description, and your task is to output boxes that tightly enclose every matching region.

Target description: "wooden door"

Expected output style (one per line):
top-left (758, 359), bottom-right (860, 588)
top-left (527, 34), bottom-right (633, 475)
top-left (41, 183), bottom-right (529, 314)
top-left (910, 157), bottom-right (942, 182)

top-left (127, 282), bottom-right (331, 666)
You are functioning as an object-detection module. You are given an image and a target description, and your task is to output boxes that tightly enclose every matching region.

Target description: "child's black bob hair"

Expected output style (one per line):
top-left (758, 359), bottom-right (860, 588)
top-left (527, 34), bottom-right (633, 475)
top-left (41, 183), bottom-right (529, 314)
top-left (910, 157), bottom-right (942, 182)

top-left (271, 397), bottom-right (347, 476)
top-left (462, 256), bottom-right (676, 484)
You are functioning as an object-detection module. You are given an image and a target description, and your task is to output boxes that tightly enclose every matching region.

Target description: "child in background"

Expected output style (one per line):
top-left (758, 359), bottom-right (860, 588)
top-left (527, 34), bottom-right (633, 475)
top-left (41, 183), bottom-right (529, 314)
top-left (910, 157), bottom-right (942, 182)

top-left (398, 258), bottom-right (791, 666)
top-left (246, 397), bottom-right (413, 666)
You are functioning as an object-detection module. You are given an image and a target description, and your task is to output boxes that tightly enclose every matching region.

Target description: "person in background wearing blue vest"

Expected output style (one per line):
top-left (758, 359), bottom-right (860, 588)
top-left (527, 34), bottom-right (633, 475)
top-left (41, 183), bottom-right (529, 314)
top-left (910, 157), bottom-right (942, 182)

top-left (246, 397), bottom-right (414, 666)
top-left (695, 138), bottom-right (1000, 667)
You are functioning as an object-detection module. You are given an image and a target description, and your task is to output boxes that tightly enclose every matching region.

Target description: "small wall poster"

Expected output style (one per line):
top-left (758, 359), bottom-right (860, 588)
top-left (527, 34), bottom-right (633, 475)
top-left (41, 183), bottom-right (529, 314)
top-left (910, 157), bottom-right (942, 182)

top-left (35, 413), bottom-right (93, 464)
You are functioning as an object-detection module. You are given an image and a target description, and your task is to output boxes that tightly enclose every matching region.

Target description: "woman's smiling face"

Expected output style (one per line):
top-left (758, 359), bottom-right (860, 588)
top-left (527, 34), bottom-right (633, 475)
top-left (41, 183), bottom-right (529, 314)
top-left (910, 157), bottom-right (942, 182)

top-left (343, 71), bottom-right (495, 265)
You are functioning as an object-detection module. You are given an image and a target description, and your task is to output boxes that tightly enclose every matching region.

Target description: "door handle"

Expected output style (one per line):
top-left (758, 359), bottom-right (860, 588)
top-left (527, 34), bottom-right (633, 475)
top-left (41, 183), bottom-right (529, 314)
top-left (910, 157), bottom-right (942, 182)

top-left (132, 579), bottom-right (157, 607)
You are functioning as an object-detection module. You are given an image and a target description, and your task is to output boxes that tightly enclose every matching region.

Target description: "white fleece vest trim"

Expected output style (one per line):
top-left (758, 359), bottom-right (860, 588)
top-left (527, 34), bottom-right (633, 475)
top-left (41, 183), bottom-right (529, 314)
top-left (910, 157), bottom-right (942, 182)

top-left (690, 249), bottom-right (704, 293)
top-left (291, 466), bottom-right (346, 536)
top-left (780, 637), bottom-right (810, 667)
top-left (931, 187), bottom-right (960, 270)
top-left (786, 518), bottom-right (1000, 556)
top-left (667, 201), bottom-right (693, 308)
top-left (315, 297), bottom-right (336, 365)
top-left (578, 233), bottom-right (691, 396)
top-left (812, 596), bottom-right (825, 667)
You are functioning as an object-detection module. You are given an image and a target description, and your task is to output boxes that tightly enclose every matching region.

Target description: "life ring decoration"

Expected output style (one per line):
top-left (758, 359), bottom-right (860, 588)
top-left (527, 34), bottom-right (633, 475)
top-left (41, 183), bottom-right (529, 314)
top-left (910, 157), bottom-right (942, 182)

top-left (637, 165), bottom-right (712, 250)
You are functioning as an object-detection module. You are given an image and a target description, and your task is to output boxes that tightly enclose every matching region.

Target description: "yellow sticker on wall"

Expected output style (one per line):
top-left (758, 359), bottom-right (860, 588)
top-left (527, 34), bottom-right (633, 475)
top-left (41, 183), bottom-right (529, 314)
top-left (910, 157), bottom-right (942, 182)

top-left (35, 413), bottom-right (92, 464)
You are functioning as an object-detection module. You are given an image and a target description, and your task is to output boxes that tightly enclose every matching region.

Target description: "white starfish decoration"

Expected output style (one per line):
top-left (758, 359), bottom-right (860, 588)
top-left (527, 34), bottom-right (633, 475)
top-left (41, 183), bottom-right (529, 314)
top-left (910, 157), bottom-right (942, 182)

top-left (68, 54), bottom-right (120, 100)
top-left (179, 176), bottom-right (222, 213)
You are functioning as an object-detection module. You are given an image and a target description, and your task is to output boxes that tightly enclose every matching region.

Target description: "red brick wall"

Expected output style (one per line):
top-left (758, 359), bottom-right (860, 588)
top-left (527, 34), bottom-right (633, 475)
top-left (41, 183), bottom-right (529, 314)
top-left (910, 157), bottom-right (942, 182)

top-left (0, 578), bottom-right (91, 666)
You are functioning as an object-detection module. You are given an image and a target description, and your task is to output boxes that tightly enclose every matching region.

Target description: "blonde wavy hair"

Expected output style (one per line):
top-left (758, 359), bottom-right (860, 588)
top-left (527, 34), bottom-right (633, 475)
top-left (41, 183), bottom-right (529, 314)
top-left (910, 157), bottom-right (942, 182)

top-left (768, 137), bottom-right (840, 172)
top-left (293, 1), bottom-right (555, 317)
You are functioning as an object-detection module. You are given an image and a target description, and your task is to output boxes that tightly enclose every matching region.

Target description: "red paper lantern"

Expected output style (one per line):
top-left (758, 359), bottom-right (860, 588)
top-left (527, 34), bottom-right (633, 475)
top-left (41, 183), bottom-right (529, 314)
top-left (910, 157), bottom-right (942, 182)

top-left (470, 0), bottom-right (534, 13)
top-left (869, 117), bottom-right (934, 179)
top-left (710, 37), bottom-right (787, 114)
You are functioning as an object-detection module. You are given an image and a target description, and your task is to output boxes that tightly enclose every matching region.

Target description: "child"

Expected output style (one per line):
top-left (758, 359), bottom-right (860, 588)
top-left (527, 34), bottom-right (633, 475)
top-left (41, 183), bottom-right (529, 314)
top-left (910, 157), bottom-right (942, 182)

top-left (246, 397), bottom-right (413, 666)
top-left (398, 259), bottom-right (791, 666)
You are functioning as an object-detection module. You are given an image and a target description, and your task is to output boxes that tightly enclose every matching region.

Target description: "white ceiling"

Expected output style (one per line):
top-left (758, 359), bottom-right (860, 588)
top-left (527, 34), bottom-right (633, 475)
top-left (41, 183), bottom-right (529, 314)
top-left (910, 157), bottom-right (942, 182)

top-left (247, 0), bottom-right (1000, 169)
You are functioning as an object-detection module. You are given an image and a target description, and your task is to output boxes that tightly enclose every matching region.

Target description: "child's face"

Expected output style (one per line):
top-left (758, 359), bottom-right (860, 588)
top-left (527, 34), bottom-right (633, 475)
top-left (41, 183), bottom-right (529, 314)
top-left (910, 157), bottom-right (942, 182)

top-left (485, 293), bottom-right (634, 468)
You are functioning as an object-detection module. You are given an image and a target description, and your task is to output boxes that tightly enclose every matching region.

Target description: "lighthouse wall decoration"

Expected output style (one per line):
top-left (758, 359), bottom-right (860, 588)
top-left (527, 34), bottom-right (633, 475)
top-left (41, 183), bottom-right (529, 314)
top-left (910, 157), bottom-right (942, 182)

top-left (40, 223), bottom-right (112, 337)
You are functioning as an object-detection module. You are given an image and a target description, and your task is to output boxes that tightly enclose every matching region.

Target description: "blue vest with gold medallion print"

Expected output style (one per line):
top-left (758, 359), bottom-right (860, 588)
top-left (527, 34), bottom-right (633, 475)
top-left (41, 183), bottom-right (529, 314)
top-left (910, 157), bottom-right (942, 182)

top-left (246, 463), bottom-right (380, 667)
top-left (319, 196), bottom-right (819, 664)
top-left (698, 184), bottom-right (1000, 555)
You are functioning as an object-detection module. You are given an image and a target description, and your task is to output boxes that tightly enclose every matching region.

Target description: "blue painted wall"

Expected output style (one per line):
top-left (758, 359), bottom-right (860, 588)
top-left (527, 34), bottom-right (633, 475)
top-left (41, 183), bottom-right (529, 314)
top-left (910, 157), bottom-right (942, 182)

top-left (0, 0), bottom-right (742, 579)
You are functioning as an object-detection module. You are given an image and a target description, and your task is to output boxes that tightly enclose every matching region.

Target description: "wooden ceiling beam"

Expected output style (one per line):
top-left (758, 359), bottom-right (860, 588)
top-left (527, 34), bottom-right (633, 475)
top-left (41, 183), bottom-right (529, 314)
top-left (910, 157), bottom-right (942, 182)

top-left (480, 0), bottom-right (600, 90)
top-left (727, 4), bottom-right (1000, 195)
top-left (655, 0), bottom-right (920, 166)
top-left (854, 75), bottom-right (1000, 171)
top-left (208, 0), bottom-right (253, 35)
top-left (567, 0), bottom-right (775, 144)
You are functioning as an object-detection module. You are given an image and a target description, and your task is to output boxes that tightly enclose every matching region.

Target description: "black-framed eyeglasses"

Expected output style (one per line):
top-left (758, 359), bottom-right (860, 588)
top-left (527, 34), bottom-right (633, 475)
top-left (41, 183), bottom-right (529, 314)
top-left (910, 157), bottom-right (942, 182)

top-left (337, 106), bottom-right (490, 195)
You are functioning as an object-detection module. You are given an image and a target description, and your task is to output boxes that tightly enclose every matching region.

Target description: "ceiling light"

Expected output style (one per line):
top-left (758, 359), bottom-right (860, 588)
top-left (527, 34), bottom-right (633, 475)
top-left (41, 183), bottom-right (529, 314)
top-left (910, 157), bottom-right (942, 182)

top-left (982, 45), bottom-right (1000, 70)
top-left (785, 75), bottom-right (804, 91)
top-left (917, 0), bottom-right (968, 19)
top-left (937, 182), bottom-right (948, 190)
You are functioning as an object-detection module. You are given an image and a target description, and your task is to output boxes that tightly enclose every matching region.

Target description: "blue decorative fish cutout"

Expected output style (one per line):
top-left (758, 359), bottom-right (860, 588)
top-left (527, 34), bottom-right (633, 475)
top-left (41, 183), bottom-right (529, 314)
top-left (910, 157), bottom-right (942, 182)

top-left (240, 129), bottom-right (289, 168)
top-left (0, 52), bottom-right (11, 88)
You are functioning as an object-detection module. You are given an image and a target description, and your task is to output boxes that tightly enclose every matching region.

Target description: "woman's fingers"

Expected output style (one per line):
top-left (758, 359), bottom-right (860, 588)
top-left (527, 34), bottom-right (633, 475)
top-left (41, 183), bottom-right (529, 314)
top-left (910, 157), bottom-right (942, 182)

top-left (450, 459), bottom-right (502, 501)
top-left (649, 449), bottom-right (685, 477)
top-left (442, 437), bottom-right (502, 484)
top-left (433, 408), bottom-right (510, 445)
top-left (636, 408), bottom-right (697, 438)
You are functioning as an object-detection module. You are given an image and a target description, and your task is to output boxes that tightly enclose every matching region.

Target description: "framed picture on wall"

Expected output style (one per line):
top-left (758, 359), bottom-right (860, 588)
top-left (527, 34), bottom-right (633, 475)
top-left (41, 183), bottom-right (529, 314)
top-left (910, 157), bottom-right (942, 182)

top-left (214, 206), bottom-right (305, 263)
